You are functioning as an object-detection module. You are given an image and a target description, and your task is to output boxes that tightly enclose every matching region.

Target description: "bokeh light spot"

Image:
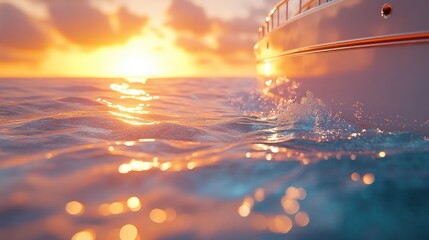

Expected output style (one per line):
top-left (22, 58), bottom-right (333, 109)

top-left (351, 172), bottom-right (361, 182)
top-left (150, 209), bottom-right (167, 223)
top-left (71, 230), bottom-right (95, 240)
top-left (295, 211), bottom-right (310, 227)
top-left (109, 202), bottom-right (125, 214)
top-left (120, 224), bottom-right (138, 240)
top-left (65, 201), bottom-right (84, 216)
top-left (269, 215), bottom-right (293, 233)
top-left (282, 198), bottom-right (300, 215)
top-left (363, 173), bottom-right (375, 185)
top-left (127, 197), bottom-right (141, 211)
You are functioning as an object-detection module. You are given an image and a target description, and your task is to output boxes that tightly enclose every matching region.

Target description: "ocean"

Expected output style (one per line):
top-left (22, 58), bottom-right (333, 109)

top-left (0, 77), bottom-right (428, 240)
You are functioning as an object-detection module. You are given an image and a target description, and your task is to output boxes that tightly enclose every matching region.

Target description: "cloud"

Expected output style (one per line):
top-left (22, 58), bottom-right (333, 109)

top-left (217, 17), bottom-right (259, 35)
top-left (175, 36), bottom-right (212, 53)
top-left (0, 3), bottom-right (50, 51)
top-left (0, 46), bottom-right (46, 64)
top-left (46, 0), bottom-right (148, 48)
top-left (0, 3), bottom-right (51, 63)
top-left (166, 0), bottom-right (211, 35)
top-left (215, 35), bottom-right (254, 55)
top-left (116, 7), bottom-right (147, 39)
top-left (0, 49), bottom-right (32, 63)
top-left (0, 0), bottom-right (149, 63)
top-left (166, 0), bottom-right (260, 66)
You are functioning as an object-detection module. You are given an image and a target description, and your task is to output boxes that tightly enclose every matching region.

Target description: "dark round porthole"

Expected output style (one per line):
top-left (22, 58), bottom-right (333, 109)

top-left (381, 4), bottom-right (392, 19)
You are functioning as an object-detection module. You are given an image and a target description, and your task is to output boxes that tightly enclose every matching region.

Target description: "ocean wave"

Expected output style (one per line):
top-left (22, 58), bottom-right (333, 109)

top-left (0, 77), bottom-right (428, 240)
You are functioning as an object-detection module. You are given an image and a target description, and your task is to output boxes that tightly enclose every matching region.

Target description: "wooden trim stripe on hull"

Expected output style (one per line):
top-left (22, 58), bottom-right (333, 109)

top-left (256, 31), bottom-right (429, 63)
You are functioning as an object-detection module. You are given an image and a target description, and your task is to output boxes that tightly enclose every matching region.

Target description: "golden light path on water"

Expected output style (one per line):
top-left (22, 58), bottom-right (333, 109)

top-left (97, 77), bottom-right (159, 126)
top-left (56, 77), bottom-right (384, 239)
top-left (1, 73), bottom-right (426, 240)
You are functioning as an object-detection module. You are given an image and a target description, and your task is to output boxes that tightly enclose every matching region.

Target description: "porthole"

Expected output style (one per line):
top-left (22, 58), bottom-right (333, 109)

top-left (381, 4), bottom-right (392, 19)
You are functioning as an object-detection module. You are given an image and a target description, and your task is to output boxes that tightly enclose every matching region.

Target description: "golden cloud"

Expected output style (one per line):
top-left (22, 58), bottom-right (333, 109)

top-left (0, 0), bottom-right (150, 63)
top-left (0, 3), bottom-right (50, 63)
top-left (166, 0), bottom-right (212, 35)
top-left (166, 0), bottom-right (261, 66)
top-left (46, 0), bottom-right (148, 48)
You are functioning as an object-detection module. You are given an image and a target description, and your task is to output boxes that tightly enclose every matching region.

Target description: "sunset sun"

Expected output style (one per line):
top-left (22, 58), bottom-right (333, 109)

top-left (112, 50), bottom-right (157, 77)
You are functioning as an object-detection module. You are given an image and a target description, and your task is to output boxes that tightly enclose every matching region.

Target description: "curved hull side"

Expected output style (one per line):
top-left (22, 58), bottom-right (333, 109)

top-left (255, 0), bottom-right (429, 131)
top-left (257, 43), bottom-right (429, 131)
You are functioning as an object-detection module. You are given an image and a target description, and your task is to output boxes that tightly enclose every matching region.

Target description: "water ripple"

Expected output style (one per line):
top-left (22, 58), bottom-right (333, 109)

top-left (0, 77), bottom-right (428, 240)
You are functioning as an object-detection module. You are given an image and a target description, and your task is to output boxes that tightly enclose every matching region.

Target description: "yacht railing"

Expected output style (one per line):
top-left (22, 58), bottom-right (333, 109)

top-left (258, 0), bottom-right (335, 39)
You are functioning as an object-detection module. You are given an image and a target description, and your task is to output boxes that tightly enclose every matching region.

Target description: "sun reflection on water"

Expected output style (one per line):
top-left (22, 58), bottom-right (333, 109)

top-left (87, 124), bottom-right (383, 237)
top-left (23, 79), bottom-right (392, 240)
top-left (363, 173), bottom-right (376, 185)
top-left (127, 197), bottom-right (142, 212)
top-left (71, 230), bottom-right (95, 240)
top-left (2, 76), bottom-right (425, 240)
top-left (236, 184), bottom-right (310, 235)
top-left (97, 78), bottom-right (159, 126)
top-left (109, 202), bottom-right (125, 215)
top-left (295, 212), bottom-right (310, 227)
top-left (119, 224), bottom-right (138, 240)
top-left (150, 208), bottom-right (168, 223)
top-left (65, 201), bottom-right (84, 216)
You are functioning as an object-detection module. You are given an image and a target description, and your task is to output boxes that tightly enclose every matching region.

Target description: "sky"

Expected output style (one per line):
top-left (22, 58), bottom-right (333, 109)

top-left (0, 0), bottom-right (278, 77)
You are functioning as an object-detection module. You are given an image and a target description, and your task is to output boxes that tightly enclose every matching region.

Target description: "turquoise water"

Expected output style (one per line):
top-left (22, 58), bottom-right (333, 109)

top-left (0, 77), bottom-right (428, 240)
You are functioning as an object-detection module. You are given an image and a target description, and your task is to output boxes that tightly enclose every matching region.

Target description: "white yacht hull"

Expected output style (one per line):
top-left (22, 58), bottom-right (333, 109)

top-left (255, 0), bottom-right (429, 131)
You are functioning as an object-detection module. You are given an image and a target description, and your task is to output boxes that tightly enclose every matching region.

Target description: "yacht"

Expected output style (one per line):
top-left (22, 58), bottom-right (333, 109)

top-left (254, 0), bottom-right (429, 131)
